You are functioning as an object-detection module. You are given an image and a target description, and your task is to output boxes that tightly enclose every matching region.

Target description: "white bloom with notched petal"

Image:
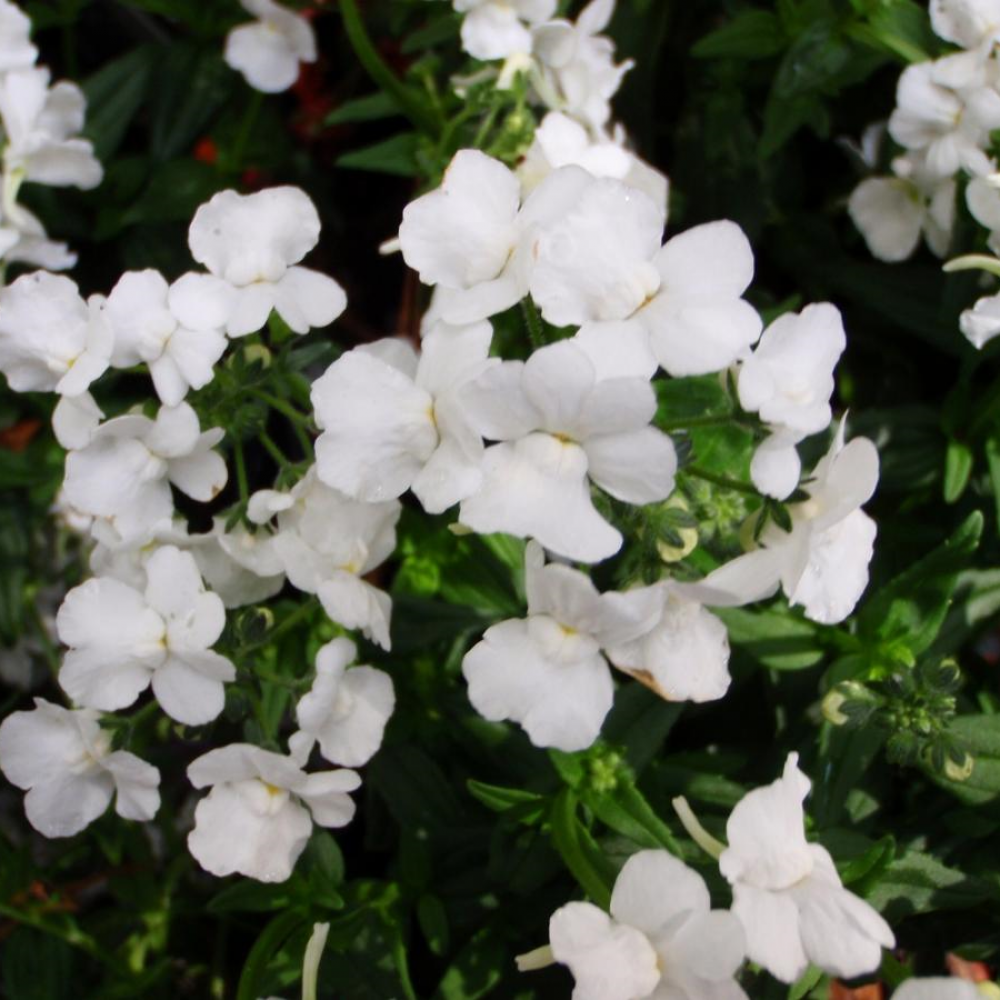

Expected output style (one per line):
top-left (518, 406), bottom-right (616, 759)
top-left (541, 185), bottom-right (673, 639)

top-left (63, 401), bottom-right (228, 543)
top-left (224, 0), bottom-right (316, 94)
top-left (453, 0), bottom-right (556, 61)
top-left (931, 0), bottom-right (1000, 49)
top-left (187, 743), bottom-right (359, 882)
top-left (0, 67), bottom-right (102, 189)
top-left (0, 0), bottom-right (38, 73)
top-left (188, 186), bottom-right (346, 337)
top-left (0, 271), bottom-right (110, 396)
top-left (738, 303), bottom-right (846, 500)
top-left (0, 698), bottom-right (160, 838)
top-left (533, 0), bottom-right (632, 133)
top-left (460, 336), bottom-right (676, 563)
top-left (57, 545), bottom-right (235, 724)
top-left (605, 582), bottom-right (733, 705)
top-left (105, 270), bottom-right (233, 407)
top-left (312, 322), bottom-right (495, 513)
top-left (548, 850), bottom-right (748, 1000)
top-left (289, 637), bottom-right (395, 768)
top-left (249, 467), bottom-right (400, 649)
top-left (719, 753), bottom-right (894, 984)
top-left (462, 541), bottom-right (661, 751)
top-left (701, 422), bottom-right (879, 625)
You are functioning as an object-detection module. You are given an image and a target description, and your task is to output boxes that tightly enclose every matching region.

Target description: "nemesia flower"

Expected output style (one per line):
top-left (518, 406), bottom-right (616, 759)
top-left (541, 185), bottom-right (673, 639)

top-left (719, 753), bottom-right (894, 984)
top-left (224, 0), bottom-right (317, 94)
top-left (311, 322), bottom-right (495, 512)
top-left (248, 467), bottom-right (400, 649)
top-left (887, 55), bottom-right (1000, 181)
top-left (959, 291), bottom-right (1000, 348)
top-left (533, 0), bottom-right (632, 132)
top-left (848, 154), bottom-right (956, 262)
top-left (459, 335), bottom-right (676, 563)
top-left (0, 698), bottom-right (160, 837)
top-left (188, 186), bottom-right (346, 337)
top-left (462, 541), bottom-right (661, 751)
top-left (738, 303), bottom-right (846, 499)
top-left (57, 545), bottom-right (236, 725)
top-left (0, 203), bottom-right (77, 270)
top-left (0, 0), bottom-right (38, 73)
top-left (187, 743), bottom-right (360, 882)
top-left (62, 401), bottom-right (227, 543)
top-left (453, 0), bottom-right (556, 61)
top-left (0, 270), bottom-right (111, 395)
top-left (518, 112), bottom-right (669, 216)
top-left (701, 421), bottom-right (879, 625)
top-left (0, 66), bottom-right (102, 189)
top-left (105, 270), bottom-right (233, 406)
top-left (930, 0), bottom-right (1000, 50)
top-left (289, 637), bottom-right (395, 768)
top-left (546, 850), bottom-right (748, 1000)
top-left (605, 582), bottom-right (733, 704)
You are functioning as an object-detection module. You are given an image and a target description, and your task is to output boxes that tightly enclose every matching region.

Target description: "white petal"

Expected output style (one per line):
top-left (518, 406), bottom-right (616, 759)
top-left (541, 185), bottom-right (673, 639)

top-left (151, 656), bottom-right (227, 725)
top-left (24, 771), bottom-right (113, 838)
top-left (273, 266), bottom-right (347, 333)
top-left (848, 177), bottom-right (924, 262)
top-left (297, 769), bottom-right (361, 827)
top-left (750, 437), bottom-right (802, 501)
top-left (584, 426), bottom-right (676, 504)
top-left (52, 391), bottom-right (103, 450)
top-left (573, 321), bottom-right (658, 380)
top-left (225, 21), bottom-right (302, 93)
top-left (610, 849), bottom-right (710, 935)
top-left (894, 979), bottom-right (981, 1000)
top-left (227, 283), bottom-right (277, 336)
top-left (0, 699), bottom-right (93, 790)
top-left (168, 272), bottom-right (237, 331)
top-left (317, 573), bottom-right (393, 650)
top-left (730, 883), bottom-right (808, 984)
top-left (168, 446), bottom-right (228, 502)
top-left (103, 750), bottom-right (161, 821)
top-left (143, 545), bottom-right (207, 621)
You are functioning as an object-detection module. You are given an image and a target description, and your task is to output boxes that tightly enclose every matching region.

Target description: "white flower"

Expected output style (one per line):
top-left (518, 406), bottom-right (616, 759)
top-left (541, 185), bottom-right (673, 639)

top-left (57, 545), bottom-right (236, 725)
top-left (960, 292), bottom-right (1000, 348)
top-left (931, 0), bottom-right (1000, 50)
top-left (0, 0), bottom-right (38, 73)
top-left (719, 753), bottom-right (894, 984)
top-left (459, 335), bottom-right (676, 563)
top-left (224, 0), bottom-right (317, 94)
top-left (701, 423), bottom-right (879, 625)
top-left (738, 303), bottom-right (846, 499)
top-left (0, 698), bottom-right (160, 837)
top-left (454, 0), bottom-right (556, 61)
top-left (527, 171), bottom-right (665, 326)
top-left (0, 271), bottom-right (110, 395)
top-left (311, 323), bottom-right (495, 513)
top-left (0, 67), bottom-right (102, 189)
top-left (0, 204), bottom-right (77, 270)
top-left (887, 55), bottom-right (1000, 181)
top-left (249, 467), bottom-right (400, 649)
top-left (187, 743), bottom-right (360, 882)
top-left (548, 850), bottom-right (748, 1000)
top-left (894, 979), bottom-right (981, 1000)
top-left (462, 541), bottom-right (661, 751)
top-left (289, 637), bottom-right (395, 768)
top-left (518, 112), bottom-right (669, 216)
top-left (105, 270), bottom-right (233, 407)
top-left (188, 186), bottom-right (346, 337)
top-left (605, 582), bottom-right (733, 704)
top-left (63, 401), bottom-right (228, 543)
top-left (533, 0), bottom-right (632, 132)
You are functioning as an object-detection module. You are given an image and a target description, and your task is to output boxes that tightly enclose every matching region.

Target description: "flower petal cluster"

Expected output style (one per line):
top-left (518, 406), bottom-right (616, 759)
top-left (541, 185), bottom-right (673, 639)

top-left (0, 698), bottom-right (160, 837)
top-left (548, 850), bottom-right (748, 1000)
top-left (187, 743), bottom-right (360, 882)
top-left (56, 545), bottom-right (235, 725)
top-left (188, 186), bottom-right (346, 336)
top-left (719, 753), bottom-right (894, 983)
top-left (454, 0), bottom-right (556, 61)
top-left (702, 423), bottom-right (879, 625)
top-left (248, 467), bottom-right (401, 649)
top-left (224, 0), bottom-right (317, 94)
top-left (289, 637), bottom-right (395, 768)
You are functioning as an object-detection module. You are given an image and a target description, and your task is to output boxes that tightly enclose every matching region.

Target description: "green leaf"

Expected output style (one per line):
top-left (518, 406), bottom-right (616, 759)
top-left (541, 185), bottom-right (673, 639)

top-left (549, 790), bottom-right (615, 909)
top-left (432, 928), bottom-right (505, 1000)
top-left (934, 714), bottom-right (1000, 806)
top-left (1, 928), bottom-right (74, 1000)
top-left (207, 880), bottom-right (297, 914)
top-left (943, 439), bottom-right (974, 502)
top-left (788, 965), bottom-right (824, 1000)
top-left (467, 779), bottom-right (545, 822)
top-left (715, 606), bottom-right (825, 670)
top-left (985, 434), bottom-right (1000, 533)
top-left (326, 91), bottom-right (401, 125)
top-left (417, 893), bottom-right (450, 956)
top-left (858, 512), bottom-right (984, 661)
top-left (692, 10), bottom-right (787, 60)
top-left (336, 132), bottom-right (422, 176)
top-left (119, 160), bottom-right (219, 227)
top-left (236, 911), bottom-right (308, 1000)
top-left (582, 780), bottom-right (682, 854)
top-left (82, 45), bottom-right (154, 161)
top-left (849, 0), bottom-right (935, 63)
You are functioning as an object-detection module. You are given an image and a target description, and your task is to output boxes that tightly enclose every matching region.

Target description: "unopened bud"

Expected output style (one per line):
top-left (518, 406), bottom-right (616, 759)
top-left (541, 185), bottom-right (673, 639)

top-left (944, 752), bottom-right (974, 783)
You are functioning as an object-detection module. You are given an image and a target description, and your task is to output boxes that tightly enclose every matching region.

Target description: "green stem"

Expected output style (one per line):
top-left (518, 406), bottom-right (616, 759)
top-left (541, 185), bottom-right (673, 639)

top-left (243, 600), bottom-right (319, 655)
top-left (682, 464), bottom-right (758, 496)
top-left (521, 298), bottom-right (545, 349)
top-left (0, 901), bottom-right (121, 972)
top-left (671, 796), bottom-right (726, 861)
top-left (339, 0), bottom-right (440, 136)
top-left (260, 430), bottom-right (291, 468)
top-left (234, 440), bottom-right (249, 506)
top-left (473, 103), bottom-right (500, 151)
top-left (252, 389), bottom-right (312, 428)
top-left (659, 413), bottom-right (738, 432)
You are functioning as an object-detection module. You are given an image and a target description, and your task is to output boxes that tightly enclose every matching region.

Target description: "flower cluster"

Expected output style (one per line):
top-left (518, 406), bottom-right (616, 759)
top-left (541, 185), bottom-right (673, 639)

top-left (0, 0), bottom-right (101, 271)
top-left (224, 0), bottom-right (317, 94)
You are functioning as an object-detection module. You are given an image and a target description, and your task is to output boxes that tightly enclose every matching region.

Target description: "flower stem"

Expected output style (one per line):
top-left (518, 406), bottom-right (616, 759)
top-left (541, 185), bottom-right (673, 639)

top-left (521, 298), bottom-right (545, 349)
top-left (671, 796), bottom-right (726, 860)
top-left (234, 440), bottom-right (249, 506)
top-left (682, 465), bottom-right (758, 496)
